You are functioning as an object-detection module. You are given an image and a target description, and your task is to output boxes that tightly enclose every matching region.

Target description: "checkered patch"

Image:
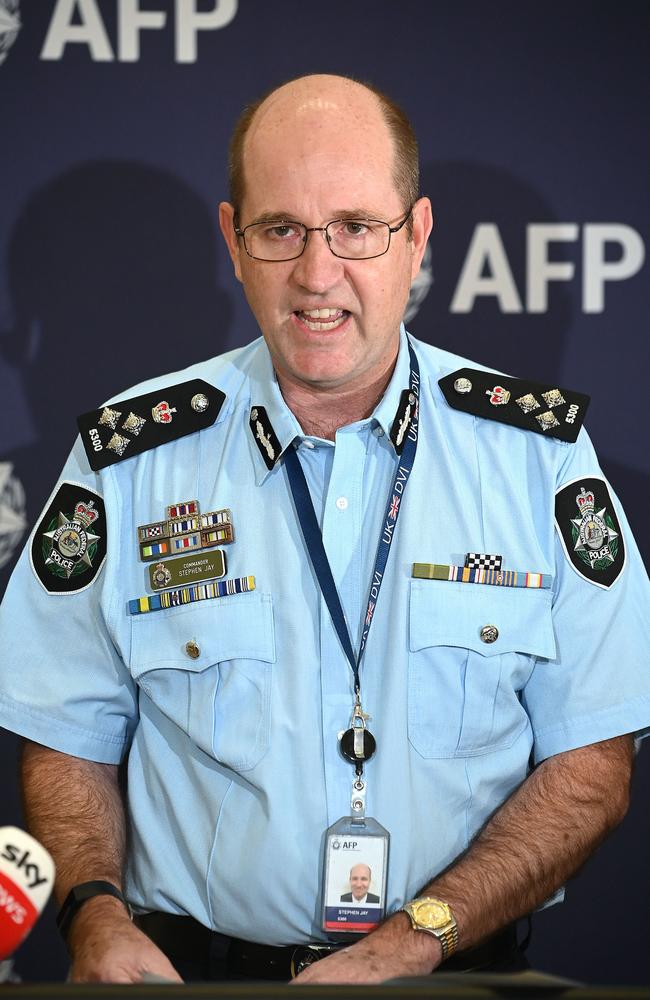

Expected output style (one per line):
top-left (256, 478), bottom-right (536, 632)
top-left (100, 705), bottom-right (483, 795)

top-left (465, 552), bottom-right (503, 570)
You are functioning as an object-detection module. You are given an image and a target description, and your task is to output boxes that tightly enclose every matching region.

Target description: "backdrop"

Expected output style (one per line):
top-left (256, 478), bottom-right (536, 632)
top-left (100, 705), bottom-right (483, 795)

top-left (0, 0), bottom-right (648, 984)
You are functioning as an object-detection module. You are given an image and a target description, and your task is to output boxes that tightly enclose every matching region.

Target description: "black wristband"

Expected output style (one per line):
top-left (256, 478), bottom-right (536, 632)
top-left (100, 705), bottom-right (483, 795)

top-left (56, 880), bottom-right (132, 941)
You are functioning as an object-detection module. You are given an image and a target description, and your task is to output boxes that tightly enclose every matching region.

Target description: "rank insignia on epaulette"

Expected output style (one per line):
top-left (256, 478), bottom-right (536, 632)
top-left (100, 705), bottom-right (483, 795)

top-left (438, 369), bottom-right (590, 443)
top-left (77, 380), bottom-right (225, 471)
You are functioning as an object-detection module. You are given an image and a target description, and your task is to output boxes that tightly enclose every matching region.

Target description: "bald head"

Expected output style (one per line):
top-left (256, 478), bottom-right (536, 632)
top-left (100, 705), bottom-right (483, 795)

top-left (228, 74), bottom-right (418, 222)
top-left (349, 862), bottom-right (372, 900)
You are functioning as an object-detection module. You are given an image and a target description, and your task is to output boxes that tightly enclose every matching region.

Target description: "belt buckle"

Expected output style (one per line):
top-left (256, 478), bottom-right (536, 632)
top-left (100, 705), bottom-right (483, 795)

top-left (290, 944), bottom-right (333, 978)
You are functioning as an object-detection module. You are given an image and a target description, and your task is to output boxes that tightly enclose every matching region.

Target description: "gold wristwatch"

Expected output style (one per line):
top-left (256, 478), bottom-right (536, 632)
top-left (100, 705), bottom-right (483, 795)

top-left (400, 897), bottom-right (459, 960)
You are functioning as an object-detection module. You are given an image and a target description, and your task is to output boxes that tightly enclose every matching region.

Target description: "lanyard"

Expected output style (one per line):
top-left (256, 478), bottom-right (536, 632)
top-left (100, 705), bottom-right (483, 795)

top-left (283, 340), bottom-right (420, 696)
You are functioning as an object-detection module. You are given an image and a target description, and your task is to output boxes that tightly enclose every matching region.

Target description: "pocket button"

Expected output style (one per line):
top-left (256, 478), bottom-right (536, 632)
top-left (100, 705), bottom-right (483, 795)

top-left (185, 640), bottom-right (200, 659)
top-left (479, 624), bottom-right (499, 644)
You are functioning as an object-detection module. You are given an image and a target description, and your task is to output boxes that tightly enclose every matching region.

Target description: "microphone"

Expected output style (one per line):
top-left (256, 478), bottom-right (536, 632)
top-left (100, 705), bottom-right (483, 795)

top-left (0, 827), bottom-right (55, 963)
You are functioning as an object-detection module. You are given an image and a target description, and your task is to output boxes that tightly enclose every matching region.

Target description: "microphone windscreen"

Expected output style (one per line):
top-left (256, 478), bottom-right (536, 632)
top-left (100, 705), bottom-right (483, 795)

top-left (0, 827), bottom-right (55, 960)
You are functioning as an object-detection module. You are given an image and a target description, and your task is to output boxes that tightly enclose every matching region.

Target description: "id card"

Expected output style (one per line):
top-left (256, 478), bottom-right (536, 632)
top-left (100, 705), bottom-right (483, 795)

top-left (321, 815), bottom-right (389, 935)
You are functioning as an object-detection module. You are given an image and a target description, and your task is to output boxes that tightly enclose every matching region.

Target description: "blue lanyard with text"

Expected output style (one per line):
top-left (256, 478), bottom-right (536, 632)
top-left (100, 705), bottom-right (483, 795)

top-left (284, 340), bottom-right (420, 720)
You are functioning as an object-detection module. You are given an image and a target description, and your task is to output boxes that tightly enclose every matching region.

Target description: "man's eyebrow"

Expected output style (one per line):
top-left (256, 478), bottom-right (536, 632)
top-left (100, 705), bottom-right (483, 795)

top-left (247, 208), bottom-right (381, 226)
top-left (329, 209), bottom-right (379, 220)
top-left (248, 211), bottom-right (302, 225)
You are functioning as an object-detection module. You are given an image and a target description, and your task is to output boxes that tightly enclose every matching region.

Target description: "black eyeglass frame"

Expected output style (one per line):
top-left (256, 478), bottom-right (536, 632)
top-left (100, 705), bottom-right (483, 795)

top-left (233, 206), bottom-right (414, 262)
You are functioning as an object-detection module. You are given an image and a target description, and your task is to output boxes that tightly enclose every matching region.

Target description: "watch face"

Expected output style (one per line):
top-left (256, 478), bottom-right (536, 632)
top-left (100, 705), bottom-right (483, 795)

top-left (415, 899), bottom-right (450, 928)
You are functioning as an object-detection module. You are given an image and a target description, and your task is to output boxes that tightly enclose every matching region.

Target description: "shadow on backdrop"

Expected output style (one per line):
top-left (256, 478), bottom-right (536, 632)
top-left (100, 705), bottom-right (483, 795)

top-left (0, 160), bottom-right (233, 588)
top-left (3, 160), bottom-right (232, 431)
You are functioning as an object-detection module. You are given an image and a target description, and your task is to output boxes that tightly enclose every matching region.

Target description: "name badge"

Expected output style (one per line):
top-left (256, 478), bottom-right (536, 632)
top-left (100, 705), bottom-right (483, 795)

top-left (321, 816), bottom-right (389, 936)
top-left (148, 550), bottom-right (227, 590)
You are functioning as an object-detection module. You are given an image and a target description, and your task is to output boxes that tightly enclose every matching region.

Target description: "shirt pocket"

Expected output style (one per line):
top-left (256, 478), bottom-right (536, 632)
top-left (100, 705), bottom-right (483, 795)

top-left (408, 579), bottom-right (555, 758)
top-left (128, 592), bottom-right (275, 771)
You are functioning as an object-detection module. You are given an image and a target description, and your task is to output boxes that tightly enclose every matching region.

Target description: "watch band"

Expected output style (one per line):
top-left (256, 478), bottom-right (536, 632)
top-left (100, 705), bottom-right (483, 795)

top-left (401, 897), bottom-right (459, 961)
top-left (57, 880), bottom-right (132, 940)
top-left (436, 920), bottom-right (459, 960)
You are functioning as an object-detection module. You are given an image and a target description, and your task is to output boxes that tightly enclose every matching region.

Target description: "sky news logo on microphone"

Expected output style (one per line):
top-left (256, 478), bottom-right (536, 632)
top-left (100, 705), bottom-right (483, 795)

top-left (0, 828), bottom-right (54, 960)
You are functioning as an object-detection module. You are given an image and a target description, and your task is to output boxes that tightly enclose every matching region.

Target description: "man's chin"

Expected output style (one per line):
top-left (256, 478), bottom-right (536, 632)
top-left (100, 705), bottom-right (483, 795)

top-left (280, 360), bottom-right (364, 394)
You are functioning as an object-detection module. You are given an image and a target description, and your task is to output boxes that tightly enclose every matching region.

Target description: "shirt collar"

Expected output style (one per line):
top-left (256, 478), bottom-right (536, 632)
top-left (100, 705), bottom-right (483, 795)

top-left (371, 324), bottom-right (412, 441)
top-left (247, 326), bottom-right (413, 484)
top-left (246, 344), bottom-right (302, 484)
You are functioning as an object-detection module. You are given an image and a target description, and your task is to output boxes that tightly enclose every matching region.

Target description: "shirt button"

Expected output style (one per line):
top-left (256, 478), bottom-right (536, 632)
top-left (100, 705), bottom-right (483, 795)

top-left (185, 640), bottom-right (200, 659)
top-left (336, 497), bottom-right (348, 511)
top-left (479, 625), bottom-right (499, 644)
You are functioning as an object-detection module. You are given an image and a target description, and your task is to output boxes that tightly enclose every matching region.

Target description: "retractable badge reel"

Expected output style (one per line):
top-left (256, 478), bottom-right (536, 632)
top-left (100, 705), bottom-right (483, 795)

top-left (321, 694), bottom-right (389, 937)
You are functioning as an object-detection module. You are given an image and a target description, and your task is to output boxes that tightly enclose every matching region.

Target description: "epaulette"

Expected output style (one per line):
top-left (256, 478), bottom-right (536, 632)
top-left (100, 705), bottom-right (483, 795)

top-left (438, 368), bottom-right (589, 443)
top-left (77, 379), bottom-right (225, 471)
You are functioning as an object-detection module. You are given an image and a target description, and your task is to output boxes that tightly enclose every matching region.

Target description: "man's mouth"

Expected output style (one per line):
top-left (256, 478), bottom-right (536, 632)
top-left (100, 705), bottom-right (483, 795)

top-left (294, 308), bottom-right (348, 332)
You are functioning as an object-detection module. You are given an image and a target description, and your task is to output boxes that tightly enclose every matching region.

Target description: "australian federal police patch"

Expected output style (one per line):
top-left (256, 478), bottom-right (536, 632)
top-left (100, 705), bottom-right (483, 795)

top-left (554, 476), bottom-right (625, 589)
top-left (30, 482), bottom-right (107, 594)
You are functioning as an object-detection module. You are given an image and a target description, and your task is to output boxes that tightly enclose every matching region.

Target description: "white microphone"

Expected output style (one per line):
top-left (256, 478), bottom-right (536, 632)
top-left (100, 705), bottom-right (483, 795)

top-left (0, 827), bottom-right (55, 962)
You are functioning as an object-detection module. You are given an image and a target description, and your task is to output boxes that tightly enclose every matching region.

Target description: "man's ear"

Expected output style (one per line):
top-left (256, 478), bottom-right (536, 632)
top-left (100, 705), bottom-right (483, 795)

top-left (410, 197), bottom-right (434, 282)
top-left (218, 202), bottom-right (243, 283)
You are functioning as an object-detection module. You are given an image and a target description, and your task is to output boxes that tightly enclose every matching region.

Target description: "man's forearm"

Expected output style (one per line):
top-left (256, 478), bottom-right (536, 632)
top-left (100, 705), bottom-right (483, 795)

top-left (20, 741), bottom-right (181, 982)
top-left (295, 734), bottom-right (634, 983)
top-left (417, 734), bottom-right (634, 951)
top-left (21, 740), bottom-right (125, 905)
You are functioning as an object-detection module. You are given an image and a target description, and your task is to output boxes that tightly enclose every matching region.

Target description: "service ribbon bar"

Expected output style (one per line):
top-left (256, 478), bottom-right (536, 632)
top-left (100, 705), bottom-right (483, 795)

top-left (128, 575), bottom-right (255, 615)
top-left (412, 563), bottom-right (551, 589)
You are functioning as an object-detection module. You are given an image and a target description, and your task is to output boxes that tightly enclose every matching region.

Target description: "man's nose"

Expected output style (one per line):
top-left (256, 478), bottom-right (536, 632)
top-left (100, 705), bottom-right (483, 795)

top-left (291, 228), bottom-right (344, 292)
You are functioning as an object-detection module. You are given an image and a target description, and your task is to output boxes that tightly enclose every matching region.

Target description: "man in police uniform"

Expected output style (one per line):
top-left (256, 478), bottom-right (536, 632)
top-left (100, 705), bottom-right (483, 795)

top-left (0, 75), bottom-right (648, 984)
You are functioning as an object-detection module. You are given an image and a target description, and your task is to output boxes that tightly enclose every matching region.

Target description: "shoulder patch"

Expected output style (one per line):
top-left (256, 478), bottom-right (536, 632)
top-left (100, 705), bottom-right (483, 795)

top-left (438, 368), bottom-right (589, 443)
top-left (30, 482), bottom-right (107, 595)
top-left (554, 476), bottom-right (625, 589)
top-left (77, 379), bottom-right (225, 471)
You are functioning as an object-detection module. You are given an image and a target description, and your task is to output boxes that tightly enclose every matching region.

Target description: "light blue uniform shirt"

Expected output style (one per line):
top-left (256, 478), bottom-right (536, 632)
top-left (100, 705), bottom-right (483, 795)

top-left (0, 330), bottom-right (648, 945)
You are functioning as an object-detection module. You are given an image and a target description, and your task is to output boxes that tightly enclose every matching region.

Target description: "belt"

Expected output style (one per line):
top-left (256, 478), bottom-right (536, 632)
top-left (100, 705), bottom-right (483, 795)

top-left (136, 911), bottom-right (523, 980)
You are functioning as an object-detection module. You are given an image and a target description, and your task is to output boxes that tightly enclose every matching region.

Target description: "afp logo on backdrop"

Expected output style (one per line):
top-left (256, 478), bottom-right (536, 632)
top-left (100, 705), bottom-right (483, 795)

top-left (37, 0), bottom-right (237, 63)
top-left (406, 223), bottom-right (645, 320)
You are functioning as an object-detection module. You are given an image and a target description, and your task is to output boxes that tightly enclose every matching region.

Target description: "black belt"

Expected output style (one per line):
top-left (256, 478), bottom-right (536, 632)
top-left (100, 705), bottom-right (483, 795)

top-left (136, 911), bottom-right (523, 980)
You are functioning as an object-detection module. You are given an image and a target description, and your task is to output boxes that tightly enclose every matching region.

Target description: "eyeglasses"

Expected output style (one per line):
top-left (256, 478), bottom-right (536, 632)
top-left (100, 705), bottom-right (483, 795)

top-left (234, 207), bottom-right (413, 262)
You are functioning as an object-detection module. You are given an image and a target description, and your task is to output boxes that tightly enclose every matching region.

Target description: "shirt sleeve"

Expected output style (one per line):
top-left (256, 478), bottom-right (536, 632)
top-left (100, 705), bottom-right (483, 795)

top-left (521, 428), bottom-right (650, 763)
top-left (0, 438), bottom-right (138, 764)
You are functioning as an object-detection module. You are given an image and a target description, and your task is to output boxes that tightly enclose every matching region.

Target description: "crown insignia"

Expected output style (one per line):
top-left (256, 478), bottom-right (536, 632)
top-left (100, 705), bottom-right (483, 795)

top-left (575, 487), bottom-right (595, 516)
top-left (73, 500), bottom-right (99, 528)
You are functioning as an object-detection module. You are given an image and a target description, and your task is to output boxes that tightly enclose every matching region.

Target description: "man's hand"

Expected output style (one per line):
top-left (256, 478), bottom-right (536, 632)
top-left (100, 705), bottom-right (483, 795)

top-left (290, 914), bottom-right (440, 984)
top-left (67, 895), bottom-right (183, 983)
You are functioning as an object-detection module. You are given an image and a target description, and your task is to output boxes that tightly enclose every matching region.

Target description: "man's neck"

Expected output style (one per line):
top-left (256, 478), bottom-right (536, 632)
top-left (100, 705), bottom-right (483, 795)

top-left (277, 366), bottom-right (396, 442)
